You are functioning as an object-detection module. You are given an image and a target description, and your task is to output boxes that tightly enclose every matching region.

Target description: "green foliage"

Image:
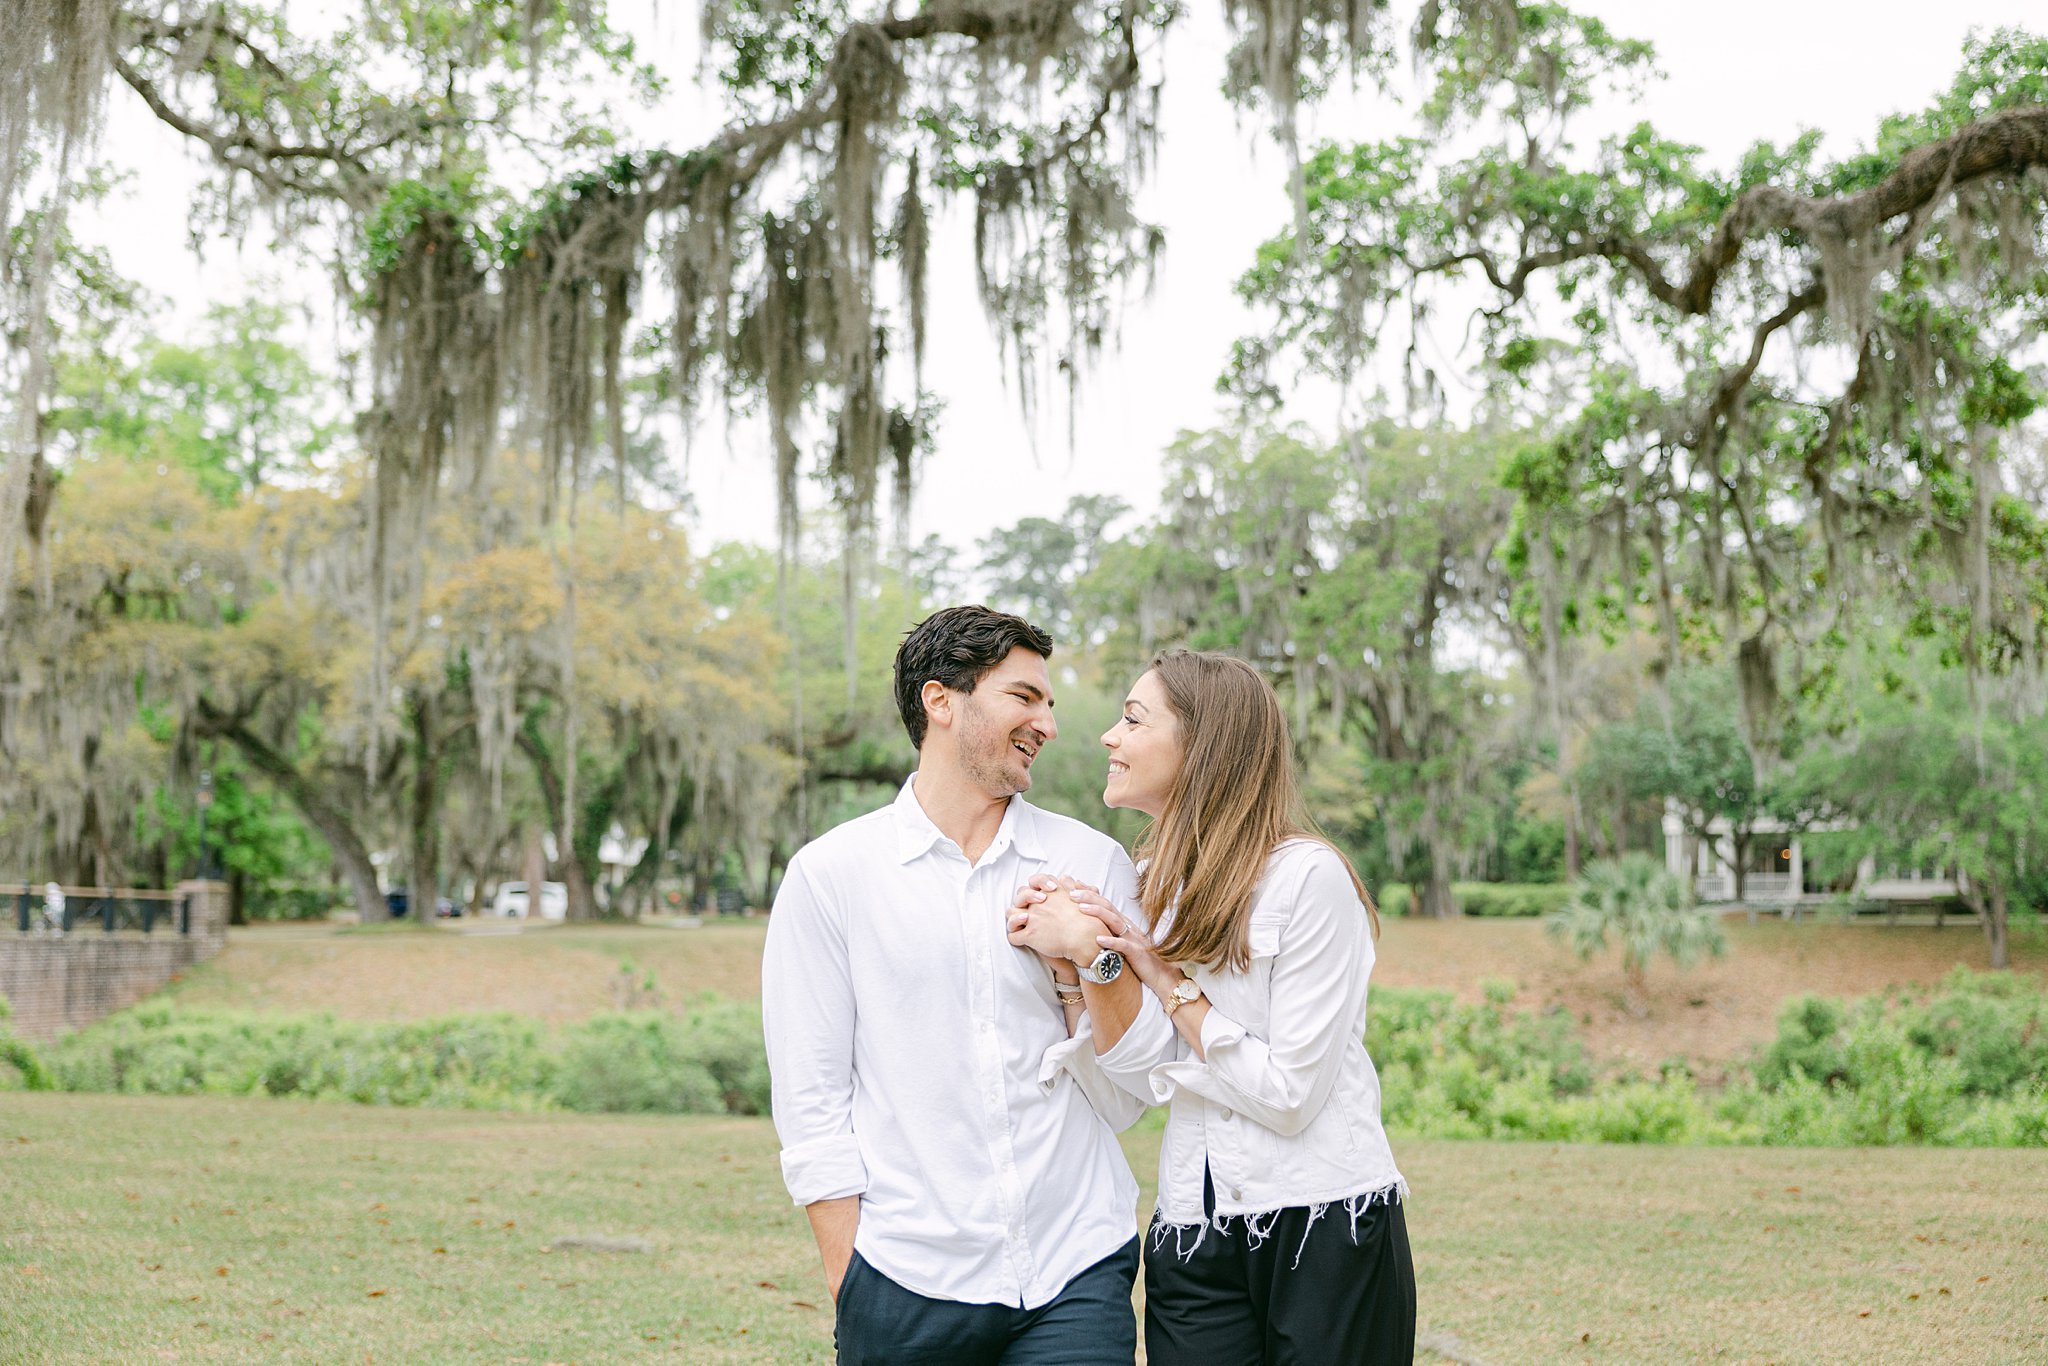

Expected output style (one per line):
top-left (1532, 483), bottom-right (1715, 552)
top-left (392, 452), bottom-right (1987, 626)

top-left (1761, 970), bottom-right (2048, 1100)
top-left (1377, 882), bottom-right (1569, 917)
top-left (1546, 853), bottom-right (1726, 983)
top-left (50, 298), bottom-right (339, 497)
top-left (45, 998), bottom-right (771, 1116)
top-left (1376, 971), bottom-right (2048, 1146)
top-left (0, 996), bottom-right (54, 1092)
top-left (240, 886), bottom-right (349, 921)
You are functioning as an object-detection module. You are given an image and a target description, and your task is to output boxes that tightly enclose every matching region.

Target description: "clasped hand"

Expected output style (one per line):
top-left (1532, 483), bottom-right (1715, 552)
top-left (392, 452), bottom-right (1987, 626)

top-left (1006, 876), bottom-right (1176, 997)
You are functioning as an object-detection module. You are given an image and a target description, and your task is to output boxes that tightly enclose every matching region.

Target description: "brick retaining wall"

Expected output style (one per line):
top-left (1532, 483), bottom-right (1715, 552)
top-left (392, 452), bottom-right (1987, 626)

top-left (0, 882), bottom-right (227, 1042)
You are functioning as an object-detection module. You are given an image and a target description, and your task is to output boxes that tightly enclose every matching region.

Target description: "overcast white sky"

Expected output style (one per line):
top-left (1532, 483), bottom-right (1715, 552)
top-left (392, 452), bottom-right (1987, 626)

top-left (87, 1), bottom-right (2045, 559)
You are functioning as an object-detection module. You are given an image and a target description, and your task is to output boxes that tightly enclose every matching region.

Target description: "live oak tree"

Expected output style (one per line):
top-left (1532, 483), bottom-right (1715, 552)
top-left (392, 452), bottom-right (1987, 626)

top-left (1789, 642), bottom-right (2048, 969)
top-left (5, 0), bottom-right (1558, 645)
top-left (1234, 11), bottom-right (2048, 841)
top-left (1082, 423), bottom-right (1523, 916)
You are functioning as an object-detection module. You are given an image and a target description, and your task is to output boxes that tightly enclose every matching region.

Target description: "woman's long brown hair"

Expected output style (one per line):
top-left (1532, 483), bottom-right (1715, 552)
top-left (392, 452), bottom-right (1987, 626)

top-left (1137, 649), bottom-right (1378, 972)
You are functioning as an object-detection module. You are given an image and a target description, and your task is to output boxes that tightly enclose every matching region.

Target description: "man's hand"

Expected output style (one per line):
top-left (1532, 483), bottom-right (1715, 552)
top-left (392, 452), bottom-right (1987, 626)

top-left (1008, 875), bottom-right (1104, 966)
top-left (805, 1196), bottom-right (859, 1302)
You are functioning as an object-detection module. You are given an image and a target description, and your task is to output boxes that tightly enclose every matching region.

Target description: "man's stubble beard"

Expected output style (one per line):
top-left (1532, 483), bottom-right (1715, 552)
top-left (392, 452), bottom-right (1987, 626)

top-left (955, 693), bottom-right (1033, 799)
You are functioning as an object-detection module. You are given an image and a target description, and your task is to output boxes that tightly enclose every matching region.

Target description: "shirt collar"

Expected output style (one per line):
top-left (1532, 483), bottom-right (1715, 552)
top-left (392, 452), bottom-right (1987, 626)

top-left (892, 774), bottom-right (1046, 865)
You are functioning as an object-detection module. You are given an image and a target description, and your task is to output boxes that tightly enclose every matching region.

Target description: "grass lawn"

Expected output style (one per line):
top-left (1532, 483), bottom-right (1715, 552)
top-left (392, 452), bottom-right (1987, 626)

top-left (5, 1095), bottom-right (2046, 1363)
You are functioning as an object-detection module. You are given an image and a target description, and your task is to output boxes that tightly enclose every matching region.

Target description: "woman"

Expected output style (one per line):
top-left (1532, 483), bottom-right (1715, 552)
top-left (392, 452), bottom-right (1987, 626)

top-left (1009, 649), bottom-right (1414, 1364)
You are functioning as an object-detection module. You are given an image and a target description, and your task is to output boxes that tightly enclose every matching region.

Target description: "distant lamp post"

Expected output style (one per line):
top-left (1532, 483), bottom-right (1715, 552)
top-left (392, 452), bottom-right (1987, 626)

top-left (196, 770), bottom-right (216, 880)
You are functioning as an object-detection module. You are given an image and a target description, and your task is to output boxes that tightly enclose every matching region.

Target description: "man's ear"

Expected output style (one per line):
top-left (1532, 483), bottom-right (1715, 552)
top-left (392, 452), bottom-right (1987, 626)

top-left (920, 679), bottom-right (953, 734)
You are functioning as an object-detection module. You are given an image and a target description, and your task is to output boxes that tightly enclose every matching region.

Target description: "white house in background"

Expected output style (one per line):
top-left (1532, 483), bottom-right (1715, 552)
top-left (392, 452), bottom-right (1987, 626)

top-left (1660, 800), bottom-right (1961, 906)
top-left (598, 824), bottom-right (650, 901)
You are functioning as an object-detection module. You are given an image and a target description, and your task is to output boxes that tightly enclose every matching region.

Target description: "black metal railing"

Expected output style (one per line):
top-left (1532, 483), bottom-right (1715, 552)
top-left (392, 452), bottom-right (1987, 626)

top-left (6, 885), bottom-right (191, 935)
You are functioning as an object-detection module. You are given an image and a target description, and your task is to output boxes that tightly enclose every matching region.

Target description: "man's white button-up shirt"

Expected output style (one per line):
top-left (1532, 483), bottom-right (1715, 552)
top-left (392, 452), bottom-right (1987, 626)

top-left (762, 778), bottom-right (1163, 1309)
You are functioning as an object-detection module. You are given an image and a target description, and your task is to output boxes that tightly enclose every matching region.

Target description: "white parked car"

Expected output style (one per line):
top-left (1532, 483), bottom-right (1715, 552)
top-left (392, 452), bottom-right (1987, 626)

top-left (491, 881), bottom-right (568, 920)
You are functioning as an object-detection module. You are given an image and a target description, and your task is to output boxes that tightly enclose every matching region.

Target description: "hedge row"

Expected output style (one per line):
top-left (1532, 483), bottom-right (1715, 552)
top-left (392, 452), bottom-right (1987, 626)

top-left (1375, 882), bottom-right (1572, 917)
top-left (13, 970), bottom-right (2046, 1146)
top-left (36, 998), bottom-right (769, 1115)
top-left (1375, 969), bottom-right (2048, 1146)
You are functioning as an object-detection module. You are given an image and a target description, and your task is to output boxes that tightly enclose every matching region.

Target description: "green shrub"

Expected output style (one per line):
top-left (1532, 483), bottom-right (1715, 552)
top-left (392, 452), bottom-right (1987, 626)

top-left (1461, 884), bottom-right (1572, 917)
top-left (0, 995), bottom-right (53, 1092)
top-left (47, 1003), bottom-right (767, 1117)
top-left (241, 886), bottom-right (347, 921)
top-left (1756, 995), bottom-right (1848, 1089)
top-left (1374, 883), bottom-right (1568, 918)
top-left (553, 1014), bottom-right (724, 1114)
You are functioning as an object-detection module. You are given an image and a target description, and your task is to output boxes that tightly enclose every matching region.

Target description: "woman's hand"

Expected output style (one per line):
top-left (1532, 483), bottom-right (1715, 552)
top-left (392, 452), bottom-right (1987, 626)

top-left (1007, 875), bottom-right (1103, 966)
top-left (1068, 894), bottom-right (1178, 999)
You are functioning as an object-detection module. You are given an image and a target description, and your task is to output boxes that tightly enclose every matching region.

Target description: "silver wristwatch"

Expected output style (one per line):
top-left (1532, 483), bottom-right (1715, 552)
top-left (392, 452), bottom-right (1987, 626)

top-left (1078, 948), bottom-right (1125, 985)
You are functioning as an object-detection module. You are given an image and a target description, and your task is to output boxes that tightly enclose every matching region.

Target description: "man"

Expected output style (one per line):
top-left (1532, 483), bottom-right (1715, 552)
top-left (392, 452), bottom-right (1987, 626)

top-left (762, 605), bottom-right (1165, 1365)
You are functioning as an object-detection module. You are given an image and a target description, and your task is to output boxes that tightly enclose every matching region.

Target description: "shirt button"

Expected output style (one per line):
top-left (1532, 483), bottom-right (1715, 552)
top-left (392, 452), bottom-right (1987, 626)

top-left (1220, 1109), bottom-right (1233, 1121)
top-left (1231, 1187), bottom-right (1244, 1201)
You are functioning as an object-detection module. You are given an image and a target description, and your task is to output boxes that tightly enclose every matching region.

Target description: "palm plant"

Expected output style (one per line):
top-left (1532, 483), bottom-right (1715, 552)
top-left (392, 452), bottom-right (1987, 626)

top-left (1546, 854), bottom-right (1728, 1009)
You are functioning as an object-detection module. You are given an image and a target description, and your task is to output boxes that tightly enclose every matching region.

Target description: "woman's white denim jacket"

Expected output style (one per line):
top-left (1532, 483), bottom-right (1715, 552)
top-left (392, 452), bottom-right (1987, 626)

top-left (1098, 839), bottom-right (1406, 1243)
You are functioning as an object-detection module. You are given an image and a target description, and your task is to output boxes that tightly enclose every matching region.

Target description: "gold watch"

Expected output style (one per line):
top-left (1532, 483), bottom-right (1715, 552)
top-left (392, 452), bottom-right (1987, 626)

top-left (1163, 974), bottom-right (1202, 1018)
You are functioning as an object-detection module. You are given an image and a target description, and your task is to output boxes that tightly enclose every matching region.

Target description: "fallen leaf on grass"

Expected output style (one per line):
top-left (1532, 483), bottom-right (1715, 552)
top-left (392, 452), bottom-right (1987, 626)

top-left (215, 1266), bottom-right (229, 1277)
top-left (757, 1280), bottom-right (778, 1290)
top-left (791, 1301), bottom-right (817, 1311)
top-left (366, 1289), bottom-right (387, 1298)
top-left (1857, 1310), bottom-right (1871, 1318)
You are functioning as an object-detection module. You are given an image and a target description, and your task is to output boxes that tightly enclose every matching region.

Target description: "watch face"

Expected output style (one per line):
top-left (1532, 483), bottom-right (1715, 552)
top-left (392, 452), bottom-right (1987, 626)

top-left (1093, 950), bottom-right (1124, 983)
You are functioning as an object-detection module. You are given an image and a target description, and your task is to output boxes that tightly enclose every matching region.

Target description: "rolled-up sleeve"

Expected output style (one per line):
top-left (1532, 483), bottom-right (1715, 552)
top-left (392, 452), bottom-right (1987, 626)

top-left (762, 859), bottom-right (868, 1204)
top-left (1148, 852), bottom-right (1370, 1137)
top-left (1036, 1012), bottom-right (1151, 1130)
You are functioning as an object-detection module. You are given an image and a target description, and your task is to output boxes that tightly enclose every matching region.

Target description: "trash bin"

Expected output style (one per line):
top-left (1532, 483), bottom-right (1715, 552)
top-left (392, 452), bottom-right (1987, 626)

top-left (385, 889), bottom-right (410, 919)
top-left (715, 887), bottom-right (745, 916)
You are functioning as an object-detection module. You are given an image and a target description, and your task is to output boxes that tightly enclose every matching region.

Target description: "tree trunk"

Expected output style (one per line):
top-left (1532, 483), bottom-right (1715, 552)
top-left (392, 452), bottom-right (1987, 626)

top-left (522, 832), bottom-right (548, 916)
top-left (199, 706), bottom-right (385, 923)
top-left (516, 721), bottom-right (601, 921)
top-left (229, 865), bottom-right (247, 926)
top-left (1729, 830), bottom-right (1750, 904)
top-left (691, 848), bottom-right (715, 912)
top-left (761, 844), bottom-right (788, 909)
top-left (559, 855), bottom-right (600, 923)
top-left (1418, 819), bottom-right (1460, 918)
top-left (408, 695), bottom-right (443, 917)
top-left (1564, 788), bottom-right (1583, 880)
top-left (1961, 873), bottom-right (2011, 969)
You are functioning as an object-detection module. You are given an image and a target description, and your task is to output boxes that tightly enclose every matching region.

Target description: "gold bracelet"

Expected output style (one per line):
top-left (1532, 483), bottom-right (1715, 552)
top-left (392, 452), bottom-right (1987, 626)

top-left (1052, 975), bottom-right (1086, 1006)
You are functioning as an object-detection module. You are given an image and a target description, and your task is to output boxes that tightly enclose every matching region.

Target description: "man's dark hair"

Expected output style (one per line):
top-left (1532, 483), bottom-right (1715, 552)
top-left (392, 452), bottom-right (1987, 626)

top-left (894, 605), bottom-right (1055, 749)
